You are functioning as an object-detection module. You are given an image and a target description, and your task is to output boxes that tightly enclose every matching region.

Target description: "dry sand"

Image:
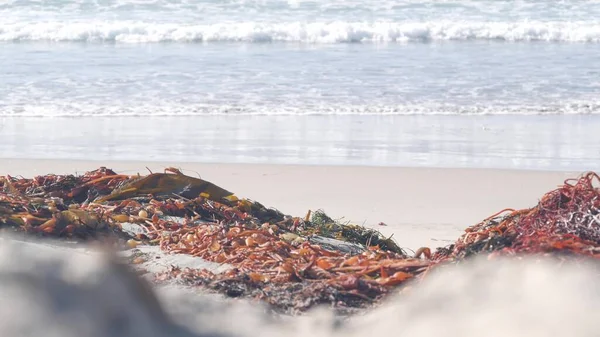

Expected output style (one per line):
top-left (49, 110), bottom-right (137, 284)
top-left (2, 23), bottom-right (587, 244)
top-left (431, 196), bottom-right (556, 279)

top-left (2, 236), bottom-right (599, 337)
top-left (2, 158), bottom-right (577, 250)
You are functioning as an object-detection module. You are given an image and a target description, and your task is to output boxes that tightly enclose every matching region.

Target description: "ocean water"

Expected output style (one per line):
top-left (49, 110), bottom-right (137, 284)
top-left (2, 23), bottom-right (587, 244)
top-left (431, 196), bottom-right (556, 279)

top-left (1, 0), bottom-right (599, 170)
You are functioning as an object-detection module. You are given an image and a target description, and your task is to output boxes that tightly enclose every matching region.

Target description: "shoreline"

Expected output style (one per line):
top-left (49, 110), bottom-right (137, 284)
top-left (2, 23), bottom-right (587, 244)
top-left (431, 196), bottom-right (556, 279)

top-left (1, 158), bottom-right (579, 250)
top-left (2, 115), bottom-right (600, 172)
top-left (1, 156), bottom-right (585, 174)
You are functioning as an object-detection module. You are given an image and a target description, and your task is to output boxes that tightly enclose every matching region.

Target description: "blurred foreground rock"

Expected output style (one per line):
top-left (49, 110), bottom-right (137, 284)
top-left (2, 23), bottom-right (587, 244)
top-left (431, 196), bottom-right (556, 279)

top-left (0, 238), bottom-right (199, 337)
top-left (1, 238), bottom-right (600, 337)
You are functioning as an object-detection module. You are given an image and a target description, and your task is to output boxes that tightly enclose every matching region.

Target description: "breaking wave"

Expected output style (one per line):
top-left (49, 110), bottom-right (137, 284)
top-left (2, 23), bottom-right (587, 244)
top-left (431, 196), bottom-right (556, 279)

top-left (2, 20), bottom-right (600, 43)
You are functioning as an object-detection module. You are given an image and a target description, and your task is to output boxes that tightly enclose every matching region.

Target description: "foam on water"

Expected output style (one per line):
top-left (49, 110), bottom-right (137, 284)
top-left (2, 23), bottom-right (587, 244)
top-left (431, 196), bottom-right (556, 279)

top-left (2, 20), bottom-right (600, 43)
top-left (3, 101), bottom-right (600, 117)
top-left (3, 0), bottom-right (600, 43)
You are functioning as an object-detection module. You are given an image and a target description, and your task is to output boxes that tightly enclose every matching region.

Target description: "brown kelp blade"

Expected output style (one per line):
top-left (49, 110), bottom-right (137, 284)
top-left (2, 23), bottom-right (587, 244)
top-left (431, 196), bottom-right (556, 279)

top-left (94, 169), bottom-right (234, 203)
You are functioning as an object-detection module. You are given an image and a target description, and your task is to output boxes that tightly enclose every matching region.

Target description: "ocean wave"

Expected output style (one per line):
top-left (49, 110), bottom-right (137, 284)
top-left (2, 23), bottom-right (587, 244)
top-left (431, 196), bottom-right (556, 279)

top-left (2, 20), bottom-right (600, 43)
top-left (2, 102), bottom-right (600, 117)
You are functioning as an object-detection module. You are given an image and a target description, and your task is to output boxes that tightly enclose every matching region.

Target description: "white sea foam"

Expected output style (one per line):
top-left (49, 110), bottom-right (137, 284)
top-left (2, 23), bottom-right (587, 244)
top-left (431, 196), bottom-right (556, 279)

top-left (2, 20), bottom-right (600, 43)
top-left (2, 101), bottom-right (600, 117)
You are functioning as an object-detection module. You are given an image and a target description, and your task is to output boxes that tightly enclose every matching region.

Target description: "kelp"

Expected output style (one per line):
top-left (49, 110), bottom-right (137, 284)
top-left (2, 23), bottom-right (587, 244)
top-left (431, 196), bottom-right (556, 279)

top-left (95, 167), bottom-right (234, 203)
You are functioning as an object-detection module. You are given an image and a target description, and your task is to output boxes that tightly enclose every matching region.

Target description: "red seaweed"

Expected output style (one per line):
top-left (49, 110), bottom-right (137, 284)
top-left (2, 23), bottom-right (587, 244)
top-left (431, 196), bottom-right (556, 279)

top-left (2, 168), bottom-right (600, 313)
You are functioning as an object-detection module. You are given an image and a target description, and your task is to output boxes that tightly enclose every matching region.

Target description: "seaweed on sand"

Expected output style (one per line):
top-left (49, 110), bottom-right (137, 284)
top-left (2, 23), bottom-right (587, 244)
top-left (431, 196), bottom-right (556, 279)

top-left (3, 167), bottom-right (600, 314)
top-left (300, 210), bottom-right (406, 256)
top-left (435, 172), bottom-right (600, 261)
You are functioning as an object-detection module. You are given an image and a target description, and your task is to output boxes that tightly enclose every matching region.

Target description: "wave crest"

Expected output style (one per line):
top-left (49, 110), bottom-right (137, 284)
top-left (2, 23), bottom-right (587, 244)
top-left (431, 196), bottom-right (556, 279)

top-left (2, 20), bottom-right (600, 43)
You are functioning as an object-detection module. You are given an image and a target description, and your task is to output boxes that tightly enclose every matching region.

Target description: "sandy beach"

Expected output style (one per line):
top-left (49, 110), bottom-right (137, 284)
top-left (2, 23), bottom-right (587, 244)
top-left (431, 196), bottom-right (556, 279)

top-left (0, 159), bottom-right (597, 337)
top-left (2, 158), bottom-right (577, 250)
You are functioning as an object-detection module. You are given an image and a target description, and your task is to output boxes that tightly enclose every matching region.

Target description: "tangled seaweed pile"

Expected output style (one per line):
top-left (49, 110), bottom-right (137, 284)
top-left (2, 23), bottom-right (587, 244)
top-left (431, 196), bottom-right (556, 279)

top-left (1, 167), bottom-right (600, 313)
top-left (0, 167), bottom-right (415, 313)
top-left (437, 172), bottom-right (600, 261)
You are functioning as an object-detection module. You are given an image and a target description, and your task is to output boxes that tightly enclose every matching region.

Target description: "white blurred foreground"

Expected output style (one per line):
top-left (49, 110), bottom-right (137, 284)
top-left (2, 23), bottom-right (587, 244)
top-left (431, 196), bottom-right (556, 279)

top-left (1, 237), bottom-right (598, 337)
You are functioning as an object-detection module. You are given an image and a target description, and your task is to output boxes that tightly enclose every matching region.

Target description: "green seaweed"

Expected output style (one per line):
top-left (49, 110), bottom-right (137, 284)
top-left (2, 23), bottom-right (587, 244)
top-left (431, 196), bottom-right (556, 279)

top-left (302, 209), bottom-right (406, 256)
